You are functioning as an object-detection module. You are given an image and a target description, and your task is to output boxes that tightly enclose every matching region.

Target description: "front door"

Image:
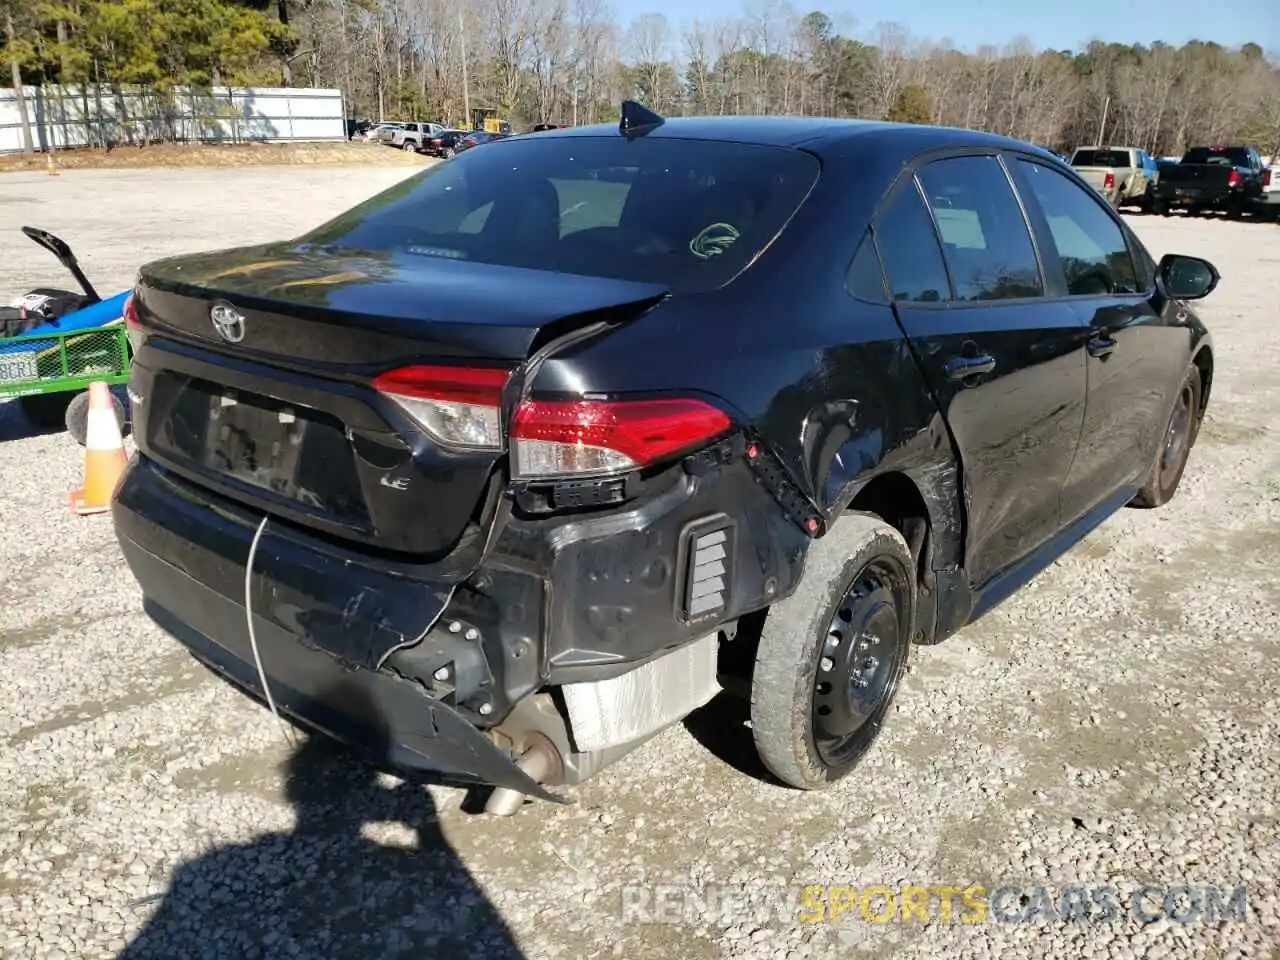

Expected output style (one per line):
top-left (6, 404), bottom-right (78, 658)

top-left (871, 153), bottom-right (1089, 589)
top-left (1007, 156), bottom-right (1178, 523)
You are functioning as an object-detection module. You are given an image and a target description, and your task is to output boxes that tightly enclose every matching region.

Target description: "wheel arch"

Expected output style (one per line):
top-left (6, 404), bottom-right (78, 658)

top-left (843, 471), bottom-right (934, 589)
top-left (835, 459), bottom-right (970, 645)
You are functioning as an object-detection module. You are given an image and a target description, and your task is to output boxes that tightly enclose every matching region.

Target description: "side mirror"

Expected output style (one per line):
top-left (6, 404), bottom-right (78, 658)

top-left (1157, 253), bottom-right (1219, 301)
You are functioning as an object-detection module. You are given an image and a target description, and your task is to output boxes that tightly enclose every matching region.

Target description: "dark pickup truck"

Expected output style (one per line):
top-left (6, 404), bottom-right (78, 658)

top-left (1151, 145), bottom-right (1268, 217)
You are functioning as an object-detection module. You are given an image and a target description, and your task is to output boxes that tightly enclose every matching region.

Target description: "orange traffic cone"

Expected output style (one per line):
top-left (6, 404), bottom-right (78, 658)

top-left (70, 382), bottom-right (127, 516)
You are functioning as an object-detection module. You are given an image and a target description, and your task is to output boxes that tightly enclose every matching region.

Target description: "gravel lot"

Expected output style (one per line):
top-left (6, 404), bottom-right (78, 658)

top-left (0, 167), bottom-right (1277, 960)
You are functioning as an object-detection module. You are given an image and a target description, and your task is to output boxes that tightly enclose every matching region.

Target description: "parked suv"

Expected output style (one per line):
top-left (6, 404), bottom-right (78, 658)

top-left (114, 104), bottom-right (1218, 815)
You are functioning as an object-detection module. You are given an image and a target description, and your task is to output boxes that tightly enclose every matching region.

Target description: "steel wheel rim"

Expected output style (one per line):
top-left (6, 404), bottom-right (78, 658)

top-left (811, 559), bottom-right (907, 767)
top-left (1160, 383), bottom-right (1194, 487)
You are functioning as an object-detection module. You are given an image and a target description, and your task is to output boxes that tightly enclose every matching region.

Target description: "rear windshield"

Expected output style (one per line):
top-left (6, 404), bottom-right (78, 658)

top-left (297, 135), bottom-right (820, 293)
top-left (1181, 147), bottom-right (1250, 167)
top-left (1071, 149), bottom-right (1132, 168)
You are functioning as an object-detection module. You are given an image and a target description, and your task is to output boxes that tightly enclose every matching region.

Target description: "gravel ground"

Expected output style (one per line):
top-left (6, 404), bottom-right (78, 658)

top-left (0, 167), bottom-right (1277, 960)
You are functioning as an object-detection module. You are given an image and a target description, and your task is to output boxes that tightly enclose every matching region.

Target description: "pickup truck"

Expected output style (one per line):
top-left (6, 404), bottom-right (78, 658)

top-left (1150, 145), bottom-right (1268, 217)
top-left (1258, 161), bottom-right (1279, 221)
top-left (1068, 146), bottom-right (1159, 210)
top-left (382, 122), bottom-right (446, 152)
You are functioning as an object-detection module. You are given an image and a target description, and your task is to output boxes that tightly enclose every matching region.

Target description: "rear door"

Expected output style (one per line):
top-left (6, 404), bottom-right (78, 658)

top-left (874, 152), bottom-right (1088, 589)
top-left (1008, 156), bottom-right (1180, 522)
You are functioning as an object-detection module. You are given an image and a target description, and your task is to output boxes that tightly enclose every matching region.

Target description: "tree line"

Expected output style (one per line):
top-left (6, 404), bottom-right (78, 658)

top-left (3, 0), bottom-right (1279, 159)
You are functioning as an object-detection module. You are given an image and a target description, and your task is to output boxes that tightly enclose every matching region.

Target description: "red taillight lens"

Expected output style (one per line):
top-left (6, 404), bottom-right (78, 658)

top-left (1227, 170), bottom-right (1242, 188)
top-left (373, 364), bottom-right (511, 449)
top-left (122, 293), bottom-right (144, 352)
top-left (511, 398), bottom-right (732, 479)
top-left (1103, 172), bottom-right (1115, 189)
top-left (1264, 169), bottom-right (1272, 187)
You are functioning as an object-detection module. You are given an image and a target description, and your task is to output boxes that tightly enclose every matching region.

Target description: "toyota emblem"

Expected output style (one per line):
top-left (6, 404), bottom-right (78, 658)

top-left (210, 301), bottom-right (246, 343)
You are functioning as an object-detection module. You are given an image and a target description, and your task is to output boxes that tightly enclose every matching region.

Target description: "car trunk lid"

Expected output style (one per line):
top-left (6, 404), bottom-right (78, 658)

top-left (129, 243), bottom-right (669, 557)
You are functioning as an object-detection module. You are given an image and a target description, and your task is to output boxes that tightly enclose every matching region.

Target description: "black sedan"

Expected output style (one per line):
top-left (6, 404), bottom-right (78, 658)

top-left (113, 101), bottom-right (1217, 811)
top-left (423, 129), bottom-right (470, 159)
top-left (453, 130), bottom-right (508, 154)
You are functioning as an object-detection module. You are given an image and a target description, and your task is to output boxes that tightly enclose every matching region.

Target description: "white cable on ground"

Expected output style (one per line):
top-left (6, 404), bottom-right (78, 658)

top-left (245, 514), bottom-right (298, 748)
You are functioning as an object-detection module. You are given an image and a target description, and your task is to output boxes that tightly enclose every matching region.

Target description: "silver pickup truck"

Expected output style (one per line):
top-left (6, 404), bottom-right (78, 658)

top-left (381, 122), bottom-right (447, 152)
top-left (1069, 146), bottom-right (1160, 210)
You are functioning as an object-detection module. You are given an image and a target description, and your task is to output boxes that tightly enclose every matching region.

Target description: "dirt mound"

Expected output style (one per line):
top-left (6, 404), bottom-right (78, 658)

top-left (0, 140), bottom-right (434, 173)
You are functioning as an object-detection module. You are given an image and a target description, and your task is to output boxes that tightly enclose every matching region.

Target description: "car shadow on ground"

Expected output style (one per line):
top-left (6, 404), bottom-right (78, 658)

top-left (0, 386), bottom-right (131, 444)
top-left (0, 398), bottom-right (66, 443)
top-left (115, 702), bottom-right (525, 960)
top-left (682, 690), bottom-right (780, 787)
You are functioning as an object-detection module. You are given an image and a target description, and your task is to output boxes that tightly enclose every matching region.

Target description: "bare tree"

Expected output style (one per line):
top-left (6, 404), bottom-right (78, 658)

top-left (4, 1), bottom-right (35, 155)
top-left (277, 0), bottom-right (1277, 152)
top-left (483, 0), bottom-right (533, 118)
top-left (529, 0), bottom-right (569, 122)
top-left (625, 12), bottom-right (675, 110)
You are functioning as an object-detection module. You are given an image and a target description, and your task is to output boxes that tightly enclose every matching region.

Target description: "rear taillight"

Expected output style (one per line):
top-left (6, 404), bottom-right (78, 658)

top-left (1227, 170), bottom-right (1242, 188)
top-left (1103, 172), bottom-right (1115, 190)
top-left (511, 398), bottom-right (732, 479)
top-left (1264, 169), bottom-right (1272, 187)
top-left (373, 364), bottom-right (511, 450)
top-left (123, 293), bottom-right (144, 353)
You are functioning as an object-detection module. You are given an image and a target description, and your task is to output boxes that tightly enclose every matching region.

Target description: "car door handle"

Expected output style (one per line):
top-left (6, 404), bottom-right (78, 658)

top-left (944, 354), bottom-right (996, 382)
top-left (1087, 335), bottom-right (1117, 359)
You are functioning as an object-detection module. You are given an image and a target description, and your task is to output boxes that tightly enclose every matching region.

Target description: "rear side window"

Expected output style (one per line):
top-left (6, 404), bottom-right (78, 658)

top-left (1014, 159), bottom-right (1140, 295)
top-left (872, 179), bottom-right (952, 303)
top-left (916, 155), bottom-right (1043, 302)
top-left (1072, 149), bottom-right (1133, 168)
top-left (299, 135), bottom-right (820, 294)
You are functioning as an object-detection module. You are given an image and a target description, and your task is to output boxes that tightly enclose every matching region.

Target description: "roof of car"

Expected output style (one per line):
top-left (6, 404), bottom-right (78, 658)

top-left (529, 115), bottom-right (1039, 155)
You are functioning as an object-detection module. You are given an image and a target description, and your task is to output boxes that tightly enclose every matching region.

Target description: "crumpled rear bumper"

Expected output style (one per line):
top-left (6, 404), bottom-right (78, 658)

top-left (112, 455), bottom-right (567, 803)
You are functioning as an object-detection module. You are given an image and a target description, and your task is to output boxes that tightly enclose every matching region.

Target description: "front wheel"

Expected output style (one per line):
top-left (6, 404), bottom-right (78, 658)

top-left (749, 513), bottom-right (916, 790)
top-left (1132, 365), bottom-right (1202, 509)
top-left (443, 147), bottom-right (455, 159)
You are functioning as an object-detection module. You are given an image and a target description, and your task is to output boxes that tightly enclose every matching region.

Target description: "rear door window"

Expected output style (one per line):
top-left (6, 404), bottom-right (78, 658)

top-left (300, 136), bottom-right (820, 294)
top-left (1013, 159), bottom-right (1140, 295)
top-left (916, 155), bottom-right (1044, 302)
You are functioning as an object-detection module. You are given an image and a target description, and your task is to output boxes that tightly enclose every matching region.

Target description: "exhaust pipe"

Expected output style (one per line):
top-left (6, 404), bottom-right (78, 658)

top-left (485, 740), bottom-right (559, 816)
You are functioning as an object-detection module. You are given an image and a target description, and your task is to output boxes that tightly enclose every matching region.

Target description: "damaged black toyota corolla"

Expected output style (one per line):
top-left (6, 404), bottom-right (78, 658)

top-left (112, 102), bottom-right (1218, 814)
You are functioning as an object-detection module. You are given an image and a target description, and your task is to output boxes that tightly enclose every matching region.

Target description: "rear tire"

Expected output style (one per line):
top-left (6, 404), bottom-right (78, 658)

top-left (402, 141), bottom-right (417, 153)
top-left (1131, 365), bottom-right (1202, 509)
top-left (749, 513), bottom-right (916, 790)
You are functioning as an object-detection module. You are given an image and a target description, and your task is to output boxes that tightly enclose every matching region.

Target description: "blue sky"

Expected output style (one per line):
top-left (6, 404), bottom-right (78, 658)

top-left (611, 0), bottom-right (1279, 57)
